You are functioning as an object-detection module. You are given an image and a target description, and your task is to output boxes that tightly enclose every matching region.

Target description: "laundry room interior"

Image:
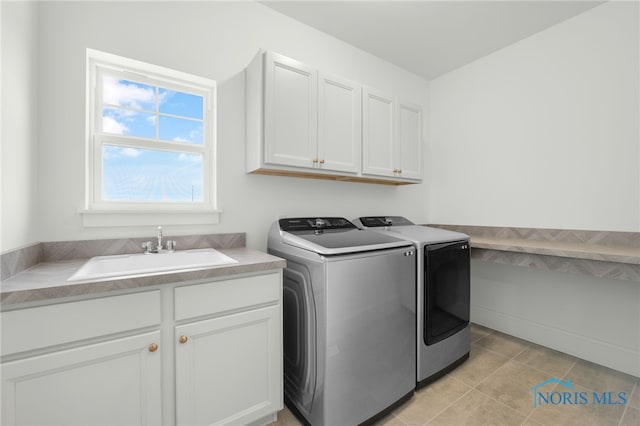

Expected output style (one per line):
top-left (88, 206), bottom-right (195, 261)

top-left (2, 1), bottom-right (639, 426)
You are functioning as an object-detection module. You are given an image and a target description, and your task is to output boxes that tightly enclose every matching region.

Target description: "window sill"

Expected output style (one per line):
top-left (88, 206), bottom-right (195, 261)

top-left (80, 209), bottom-right (222, 227)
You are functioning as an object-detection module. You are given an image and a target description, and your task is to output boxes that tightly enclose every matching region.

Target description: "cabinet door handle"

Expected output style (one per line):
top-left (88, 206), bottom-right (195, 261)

top-left (179, 335), bottom-right (188, 344)
top-left (148, 343), bottom-right (159, 352)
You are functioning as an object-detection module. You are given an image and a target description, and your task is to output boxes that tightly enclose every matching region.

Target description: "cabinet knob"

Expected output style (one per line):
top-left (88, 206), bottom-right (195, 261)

top-left (179, 335), bottom-right (188, 344)
top-left (148, 343), bottom-right (159, 352)
top-left (319, 159), bottom-right (325, 164)
top-left (312, 158), bottom-right (318, 164)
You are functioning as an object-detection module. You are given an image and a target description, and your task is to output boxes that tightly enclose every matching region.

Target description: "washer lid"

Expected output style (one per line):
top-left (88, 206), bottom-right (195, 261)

top-left (277, 217), bottom-right (411, 255)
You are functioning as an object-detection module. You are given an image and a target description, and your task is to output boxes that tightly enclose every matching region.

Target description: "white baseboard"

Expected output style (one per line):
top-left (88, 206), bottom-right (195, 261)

top-left (472, 304), bottom-right (640, 378)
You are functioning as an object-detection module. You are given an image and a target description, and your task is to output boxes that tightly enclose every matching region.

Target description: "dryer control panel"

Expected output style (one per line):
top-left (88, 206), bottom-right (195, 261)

top-left (358, 216), bottom-right (415, 227)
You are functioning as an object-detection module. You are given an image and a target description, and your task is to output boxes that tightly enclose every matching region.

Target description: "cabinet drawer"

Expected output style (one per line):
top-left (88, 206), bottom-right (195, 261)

top-left (174, 273), bottom-right (281, 321)
top-left (1, 291), bottom-right (161, 357)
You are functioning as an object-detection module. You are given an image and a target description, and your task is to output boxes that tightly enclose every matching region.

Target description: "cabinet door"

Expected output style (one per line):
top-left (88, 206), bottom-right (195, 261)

top-left (1, 331), bottom-right (162, 426)
top-left (264, 51), bottom-right (317, 168)
top-left (362, 87), bottom-right (396, 178)
top-left (317, 72), bottom-right (361, 173)
top-left (175, 305), bottom-right (282, 426)
top-left (397, 101), bottom-right (422, 180)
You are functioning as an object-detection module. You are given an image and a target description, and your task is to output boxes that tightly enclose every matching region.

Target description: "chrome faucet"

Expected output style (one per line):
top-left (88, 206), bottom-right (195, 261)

top-left (142, 226), bottom-right (176, 254)
top-left (157, 226), bottom-right (163, 252)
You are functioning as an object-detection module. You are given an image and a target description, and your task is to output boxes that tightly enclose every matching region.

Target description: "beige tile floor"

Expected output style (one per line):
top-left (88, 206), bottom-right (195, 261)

top-left (271, 323), bottom-right (640, 426)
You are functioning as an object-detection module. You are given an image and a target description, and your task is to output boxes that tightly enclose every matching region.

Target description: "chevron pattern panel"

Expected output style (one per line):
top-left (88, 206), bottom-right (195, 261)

top-left (1, 233), bottom-right (246, 280)
top-left (429, 225), bottom-right (639, 282)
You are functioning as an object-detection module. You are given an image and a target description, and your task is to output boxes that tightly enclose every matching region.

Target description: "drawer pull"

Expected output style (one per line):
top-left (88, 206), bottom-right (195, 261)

top-left (148, 343), bottom-right (159, 352)
top-left (179, 335), bottom-right (188, 344)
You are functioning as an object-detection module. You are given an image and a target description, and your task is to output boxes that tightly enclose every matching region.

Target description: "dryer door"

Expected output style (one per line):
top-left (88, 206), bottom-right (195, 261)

top-left (424, 241), bottom-right (470, 345)
top-left (282, 266), bottom-right (317, 411)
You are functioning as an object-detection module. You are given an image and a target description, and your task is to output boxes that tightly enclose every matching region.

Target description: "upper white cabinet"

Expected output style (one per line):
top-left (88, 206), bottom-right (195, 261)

top-left (317, 72), bottom-right (361, 173)
top-left (396, 101), bottom-right (422, 180)
top-left (247, 50), bottom-right (421, 185)
top-left (362, 88), bottom-right (395, 178)
top-left (263, 52), bottom-right (317, 169)
top-left (362, 88), bottom-right (422, 181)
top-left (249, 51), bottom-right (360, 175)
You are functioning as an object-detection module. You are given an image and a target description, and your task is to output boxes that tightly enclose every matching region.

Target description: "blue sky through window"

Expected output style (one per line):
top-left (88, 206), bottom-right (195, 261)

top-left (103, 145), bottom-right (203, 202)
top-left (101, 77), bottom-right (205, 202)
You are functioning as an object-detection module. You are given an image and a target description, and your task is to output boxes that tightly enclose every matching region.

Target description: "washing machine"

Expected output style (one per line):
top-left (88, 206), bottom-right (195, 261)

top-left (268, 217), bottom-right (416, 425)
top-left (353, 216), bottom-right (470, 387)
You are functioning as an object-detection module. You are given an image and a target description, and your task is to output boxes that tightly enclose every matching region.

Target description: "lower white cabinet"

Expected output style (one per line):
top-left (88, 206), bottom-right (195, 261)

top-left (1, 331), bottom-right (162, 426)
top-left (175, 305), bottom-right (281, 425)
top-left (0, 271), bottom-right (283, 426)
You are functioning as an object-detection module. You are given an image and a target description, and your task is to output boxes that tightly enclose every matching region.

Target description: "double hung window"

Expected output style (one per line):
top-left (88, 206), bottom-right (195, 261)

top-left (85, 49), bottom-right (217, 223)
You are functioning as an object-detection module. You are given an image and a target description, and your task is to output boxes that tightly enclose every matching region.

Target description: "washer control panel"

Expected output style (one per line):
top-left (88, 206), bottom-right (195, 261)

top-left (279, 217), bottom-right (356, 232)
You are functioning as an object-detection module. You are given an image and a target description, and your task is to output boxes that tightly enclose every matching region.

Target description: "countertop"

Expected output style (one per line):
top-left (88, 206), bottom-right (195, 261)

top-left (428, 224), bottom-right (639, 265)
top-left (428, 224), bottom-right (639, 281)
top-left (470, 236), bottom-right (639, 265)
top-left (0, 247), bottom-right (286, 306)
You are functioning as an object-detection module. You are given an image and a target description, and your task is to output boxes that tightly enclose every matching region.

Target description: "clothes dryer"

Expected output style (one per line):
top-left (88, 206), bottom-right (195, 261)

top-left (353, 216), bottom-right (470, 387)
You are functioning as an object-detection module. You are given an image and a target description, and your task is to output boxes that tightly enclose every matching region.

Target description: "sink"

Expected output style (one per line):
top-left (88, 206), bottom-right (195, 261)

top-left (68, 248), bottom-right (238, 281)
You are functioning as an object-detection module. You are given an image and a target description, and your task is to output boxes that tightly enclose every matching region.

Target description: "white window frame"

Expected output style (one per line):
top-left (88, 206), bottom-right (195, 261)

top-left (82, 49), bottom-right (219, 226)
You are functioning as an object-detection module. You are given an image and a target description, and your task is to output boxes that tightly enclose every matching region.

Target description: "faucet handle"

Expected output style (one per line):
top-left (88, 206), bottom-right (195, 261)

top-left (141, 241), bottom-right (153, 254)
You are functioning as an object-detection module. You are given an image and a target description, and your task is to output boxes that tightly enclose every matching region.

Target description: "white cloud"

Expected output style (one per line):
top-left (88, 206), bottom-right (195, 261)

top-left (171, 128), bottom-right (202, 144)
top-left (103, 76), bottom-right (155, 110)
top-left (102, 115), bottom-right (128, 135)
top-left (103, 145), bottom-right (141, 159)
top-left (178, 153), bottom-right (202, 163)
top-left (158, 89), bottom-right (172, 106)
top-left (121, 147), bottom-right (142, 157)
top-left (103, 147), bottom-right (119, 159)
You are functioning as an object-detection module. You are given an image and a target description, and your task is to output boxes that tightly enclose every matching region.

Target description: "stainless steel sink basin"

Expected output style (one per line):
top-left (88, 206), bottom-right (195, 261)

top-left (68, 248), bottom-right (237, 281)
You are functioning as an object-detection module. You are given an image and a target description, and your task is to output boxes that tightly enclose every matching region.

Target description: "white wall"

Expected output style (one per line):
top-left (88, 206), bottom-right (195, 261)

top-left (1, 2), bottom-right (40, 252)
top-left (472, 260), bottom-right (640, 377)
top-left (428, 2), bottom-right (640, 376)
top-left (429, 1), bottom-right (639, 232)
top-left (26, 1), bottom-right (430, 250)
